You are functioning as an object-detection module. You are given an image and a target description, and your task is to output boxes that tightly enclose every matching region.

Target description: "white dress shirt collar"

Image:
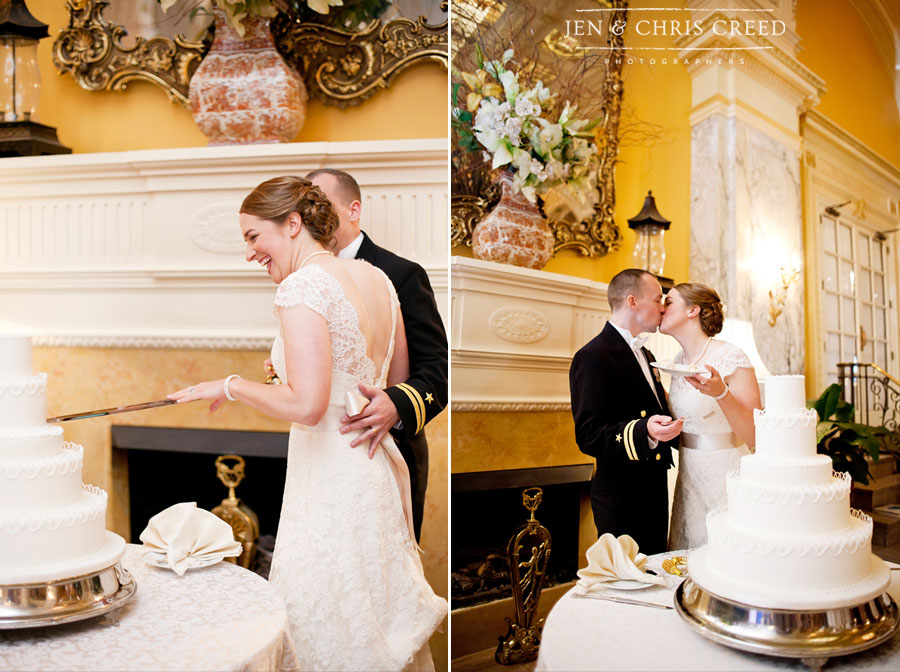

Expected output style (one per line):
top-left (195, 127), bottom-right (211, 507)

top-left (337, 232), bottom-right (364, 259)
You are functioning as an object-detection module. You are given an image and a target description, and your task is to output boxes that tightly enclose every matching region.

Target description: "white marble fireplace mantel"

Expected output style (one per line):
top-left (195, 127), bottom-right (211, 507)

top-left (451, 256), bottom-right (681, 411)
top-left (0, 140), bottom-right (448, 349)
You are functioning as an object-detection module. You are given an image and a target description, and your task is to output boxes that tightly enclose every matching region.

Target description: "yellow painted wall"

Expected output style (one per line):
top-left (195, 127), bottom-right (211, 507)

top-left (30, 0), bottom-right (448, 152)
top-left (796, 0), bottom-right (900, 169)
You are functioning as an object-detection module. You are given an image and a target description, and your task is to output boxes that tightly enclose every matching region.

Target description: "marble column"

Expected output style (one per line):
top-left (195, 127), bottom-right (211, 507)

top-left (681, 0), bottom-right (825, 374)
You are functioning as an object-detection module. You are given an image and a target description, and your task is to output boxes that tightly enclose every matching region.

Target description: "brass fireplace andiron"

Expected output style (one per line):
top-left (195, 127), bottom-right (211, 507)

top-left (211, 455), bottom-right (260, 569)
top-left (496, 487), bottom-right (552, 665)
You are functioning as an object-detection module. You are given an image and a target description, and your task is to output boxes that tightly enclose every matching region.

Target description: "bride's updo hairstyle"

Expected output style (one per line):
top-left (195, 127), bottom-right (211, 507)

top-left (674, 283), bottom-right (724, 337)
top-left (241, 176), bottom-right (339, 247)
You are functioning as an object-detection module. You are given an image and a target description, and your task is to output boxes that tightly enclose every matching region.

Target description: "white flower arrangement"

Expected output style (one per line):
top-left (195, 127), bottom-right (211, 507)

top-left (454, 49), bottom-right (601, 219)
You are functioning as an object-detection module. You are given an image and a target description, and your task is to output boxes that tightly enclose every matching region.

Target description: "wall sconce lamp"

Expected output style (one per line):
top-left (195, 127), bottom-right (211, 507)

top-left (0, 0), bottom-right (70, 157)
top-left (628, 190), bottom-right (671, 278)
top-left (768, 254), bottom-right (802, 327)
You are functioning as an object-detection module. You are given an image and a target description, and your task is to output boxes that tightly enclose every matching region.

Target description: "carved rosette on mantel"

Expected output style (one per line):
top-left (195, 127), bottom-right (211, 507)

top-left (471, 171), bottom-right (555, 270)
top-left (189, 9), bottom-right (307, 145)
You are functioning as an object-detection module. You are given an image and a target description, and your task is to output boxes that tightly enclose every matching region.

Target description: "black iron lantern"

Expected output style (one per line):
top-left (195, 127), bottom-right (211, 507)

top-left (0, 0), bottom-right (70, 157)
top-left (627, 190), bottom-right (671, 277)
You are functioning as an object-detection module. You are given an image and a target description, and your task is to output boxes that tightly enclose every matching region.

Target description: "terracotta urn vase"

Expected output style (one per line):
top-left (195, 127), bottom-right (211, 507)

top-left (189, 9), bottom-right (308, 145)
top-left (471, 171), bottom-right (555, 270)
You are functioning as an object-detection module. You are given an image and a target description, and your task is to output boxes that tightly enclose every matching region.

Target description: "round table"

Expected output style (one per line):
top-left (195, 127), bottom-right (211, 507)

top-left (536, 553), bottom-right (900, 671)
top-left (0, 545), bottom-right (298, 671)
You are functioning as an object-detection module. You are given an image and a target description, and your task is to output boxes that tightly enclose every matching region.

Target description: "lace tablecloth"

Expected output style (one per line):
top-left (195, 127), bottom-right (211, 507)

top-left (0, 544), bottom-right (298, 671)
top-left (536, 553), bottom-right (900, 671)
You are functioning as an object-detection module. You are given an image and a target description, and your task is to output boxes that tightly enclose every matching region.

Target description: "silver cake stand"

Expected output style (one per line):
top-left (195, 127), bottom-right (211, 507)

top-left (0, 562), bottom-right (137, 629)
top-left (674, 578), bottom-right (900, 668)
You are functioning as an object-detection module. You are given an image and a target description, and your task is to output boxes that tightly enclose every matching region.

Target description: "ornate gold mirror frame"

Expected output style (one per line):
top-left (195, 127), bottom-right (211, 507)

top-left (450, 0), bottom-right (626, 258)
top-left (53, 0), bottom-right (448, 109)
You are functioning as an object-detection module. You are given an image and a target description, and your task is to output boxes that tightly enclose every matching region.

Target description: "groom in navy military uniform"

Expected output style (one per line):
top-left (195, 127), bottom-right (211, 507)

top-left (308, 168), bottom-right (447, 543)
top-left (569, 269), bottom-right (683, 554)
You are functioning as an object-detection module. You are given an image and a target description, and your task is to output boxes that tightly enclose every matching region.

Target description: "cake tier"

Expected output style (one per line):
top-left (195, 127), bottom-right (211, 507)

top-left (697, 507), bottom-right (885, 608)
top-left (0, 485), bottom-right (111, 578)
top-left (0, 335), bottom-right (33, 378)
top-left (763, 374), bottom-right (807, 412)
top-left (739, 453), bottom-right (834, 486)
top-left (0, 424), bottom-right (63, 459)
top-left (0, 373), bottom-right (48, 428)
top-left (689, 544), bottom-right (891, 611)
top-left (0, 530), bottom-right (126, 585)
top-left (753, 407), bottom-right (818, 460)
top-left (0, 443), bottom-right (85, 512)
top-left (725, 469), bottom-right (852, 536)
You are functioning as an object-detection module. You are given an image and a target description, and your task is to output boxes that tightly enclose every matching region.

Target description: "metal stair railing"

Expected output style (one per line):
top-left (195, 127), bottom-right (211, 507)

top-left (837, 362), bottom-right (900, 451)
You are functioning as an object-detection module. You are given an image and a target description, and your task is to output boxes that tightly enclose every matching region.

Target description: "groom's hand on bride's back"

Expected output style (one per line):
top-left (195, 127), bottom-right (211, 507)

top-left (647, 415), bottom-right (683, 442)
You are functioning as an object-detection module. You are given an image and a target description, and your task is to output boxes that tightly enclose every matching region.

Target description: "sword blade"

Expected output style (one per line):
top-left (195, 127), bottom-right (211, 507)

top-left (47, 399), bottom-right (178, 423)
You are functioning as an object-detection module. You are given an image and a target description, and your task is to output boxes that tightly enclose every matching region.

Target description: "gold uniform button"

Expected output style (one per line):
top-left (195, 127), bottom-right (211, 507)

top-left (640, 410), bottom-right (647, 418)
top-left (655, 453), bottom-right (661, 461)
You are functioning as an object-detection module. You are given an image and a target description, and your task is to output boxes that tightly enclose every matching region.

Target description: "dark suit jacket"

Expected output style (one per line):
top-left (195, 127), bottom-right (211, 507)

top-left (355, 232), bottom-right (448, 541)
top-left (569, 322), bottom-right (675, 554)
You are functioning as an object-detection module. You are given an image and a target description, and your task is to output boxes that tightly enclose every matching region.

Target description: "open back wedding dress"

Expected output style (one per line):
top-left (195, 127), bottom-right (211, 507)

top-left (267, 263), bottom-right (446, 671)
top-left (667, 340), bottom-right (753, 551)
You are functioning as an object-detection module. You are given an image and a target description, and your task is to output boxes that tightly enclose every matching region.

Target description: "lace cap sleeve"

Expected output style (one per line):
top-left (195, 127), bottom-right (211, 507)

top-left (273, 267), bottom-right (329, 317)
top-left (712, 341), bottom-right (754, 378)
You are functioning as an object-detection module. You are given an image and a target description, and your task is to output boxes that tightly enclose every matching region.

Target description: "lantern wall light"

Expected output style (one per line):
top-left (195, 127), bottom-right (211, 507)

top-left (627, 190), bottom-right (672, 287)
top-left (0, 0), bottom-right (70, 157)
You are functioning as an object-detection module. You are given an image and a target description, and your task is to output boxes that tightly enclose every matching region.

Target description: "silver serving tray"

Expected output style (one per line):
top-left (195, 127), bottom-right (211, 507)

top-left (0, 563), bottom-right (137, 629)
top-left (674, 578), bottom-right (900, 664)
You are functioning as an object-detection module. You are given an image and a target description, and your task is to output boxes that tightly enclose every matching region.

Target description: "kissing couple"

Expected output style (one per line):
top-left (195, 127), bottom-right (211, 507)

top-left (570, 268), bottom-right (762, 554)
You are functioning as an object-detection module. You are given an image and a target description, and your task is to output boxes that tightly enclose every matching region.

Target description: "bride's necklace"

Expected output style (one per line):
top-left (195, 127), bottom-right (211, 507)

top-left (686, 336), bottom-right (712, 366)
top-left (298, 250), bottom-right (332, 269)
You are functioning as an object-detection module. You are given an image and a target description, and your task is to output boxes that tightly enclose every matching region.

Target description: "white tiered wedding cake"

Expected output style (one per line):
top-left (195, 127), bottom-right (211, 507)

top-left (0, 335), bottom-right (125, 585)
top-left (688, 375), bottom-right (891, 609)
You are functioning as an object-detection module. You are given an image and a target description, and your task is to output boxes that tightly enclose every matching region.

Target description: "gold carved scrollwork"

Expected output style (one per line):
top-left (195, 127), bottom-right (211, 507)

top-left (270, 13), bottom-right (448, 109)
top-left (52, 0), bottom-right (207, 106)
top-left (52, 1), bottom-right (448, 110)
top-left (451, 0), bottom-right (627, 259)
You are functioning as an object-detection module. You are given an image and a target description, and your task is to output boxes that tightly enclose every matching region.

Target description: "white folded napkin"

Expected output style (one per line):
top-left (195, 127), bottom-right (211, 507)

top-left (140, 502), bottom-right (242, 576)
top-left (576, 533), bottom-right (667, 592)
top-left (345, 390), bottom-right (420, 551)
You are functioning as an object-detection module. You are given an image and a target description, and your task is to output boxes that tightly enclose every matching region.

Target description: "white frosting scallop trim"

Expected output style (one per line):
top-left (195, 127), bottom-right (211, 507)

top-left (754, 407), bottom-right (818, 428)
top-left (0, 442), bottom-right (83, 479)
top-left (0, 373), bottom-right (47, 397)
top-left (707, 507), bottom-right (871, 557)
top-left (0, 425), bottom-right (63, 442)
top-left (727, 469), bottom-right (850, 505)
top-left (0, 484), bottom-right (106, 533)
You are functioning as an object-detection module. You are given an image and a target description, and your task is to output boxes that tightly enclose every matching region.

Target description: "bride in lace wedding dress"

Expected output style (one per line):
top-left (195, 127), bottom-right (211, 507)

top-left (659, 283), bottom-right (762, 551)
top-left (171, 177), bottom-right (446, 671)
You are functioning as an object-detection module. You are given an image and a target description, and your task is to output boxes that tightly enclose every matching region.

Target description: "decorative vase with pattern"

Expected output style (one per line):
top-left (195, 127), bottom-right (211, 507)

top-left (189, 9), bottom-right (307, 145)
top-left (471, 171), bottom-right (555, 270)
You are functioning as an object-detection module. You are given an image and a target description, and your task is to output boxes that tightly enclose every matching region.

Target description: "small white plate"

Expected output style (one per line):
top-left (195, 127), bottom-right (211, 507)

top-left (143, 552), bottom-right (224, 572)
top-left (605, 579), bottom-right (655, 590)
top-left (651, 361), bottom-right (712, 377)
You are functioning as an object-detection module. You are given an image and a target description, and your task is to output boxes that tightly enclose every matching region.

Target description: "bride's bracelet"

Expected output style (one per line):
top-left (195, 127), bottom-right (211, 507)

top-left (224, 374), bottom-right (241, 402)
top-left (712, 384), bottom-right (730, 401)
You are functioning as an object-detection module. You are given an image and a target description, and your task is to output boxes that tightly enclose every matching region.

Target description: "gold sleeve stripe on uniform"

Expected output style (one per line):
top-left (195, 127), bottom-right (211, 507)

top-left (623, 419), bottom-right (638, 461)
top-left (395, 383), bottom-right (425, 434)
top-left (626, 419), bottom-right (639, 460)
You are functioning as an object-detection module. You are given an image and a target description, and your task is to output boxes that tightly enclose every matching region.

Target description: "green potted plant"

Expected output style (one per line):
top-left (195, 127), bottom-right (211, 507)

top-left (810, 383), bottom-right (898, 484)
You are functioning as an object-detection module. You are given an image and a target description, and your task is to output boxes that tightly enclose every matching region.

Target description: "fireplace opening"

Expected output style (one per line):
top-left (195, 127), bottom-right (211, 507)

top-left (451, 465), bottom-right (592, 609)
top-left (112, 426), bottom-right (289, 568)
